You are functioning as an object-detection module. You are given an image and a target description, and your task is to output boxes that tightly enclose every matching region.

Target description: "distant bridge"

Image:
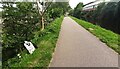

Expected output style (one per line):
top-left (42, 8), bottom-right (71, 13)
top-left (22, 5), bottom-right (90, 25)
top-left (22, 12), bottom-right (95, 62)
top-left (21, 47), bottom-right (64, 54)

top-left (82, 0), bottom-right (102, 11)
top-left (82, 0), bottom-right (120, 11)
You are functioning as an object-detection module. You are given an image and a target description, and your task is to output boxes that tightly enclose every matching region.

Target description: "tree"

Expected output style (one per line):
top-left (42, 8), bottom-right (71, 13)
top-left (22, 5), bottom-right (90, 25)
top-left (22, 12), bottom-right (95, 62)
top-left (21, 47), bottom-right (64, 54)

top-left (80, 2), bottom-right (120, 34)
top-left (92, 2), bottom-right (106, 24)
top-left (99, 2), bottom-right (117, 32)
top-left (114, 1), bottom-right (120, 34)
top-left (46, 2), bottom-right (70, 21)
top-left (2, 2), bottom-right (39, 61)
top-left (73, 2), bottom-right (83, 19)
top-left (37, 0), bottom-right (53, 31)
top-left (46, 2), bottom-right (70, 19)
top-left (49, 8), bottom-right (63, 19)
top-left (68, 9), bottom-right (74, 16)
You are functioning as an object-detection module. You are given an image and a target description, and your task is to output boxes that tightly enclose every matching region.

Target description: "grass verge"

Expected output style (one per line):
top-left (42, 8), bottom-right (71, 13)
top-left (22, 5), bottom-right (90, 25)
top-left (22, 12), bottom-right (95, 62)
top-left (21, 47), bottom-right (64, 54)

top-left (71, 16), bottom-right (119, 54)
top-left (3, 16), bottom-right (64, 68)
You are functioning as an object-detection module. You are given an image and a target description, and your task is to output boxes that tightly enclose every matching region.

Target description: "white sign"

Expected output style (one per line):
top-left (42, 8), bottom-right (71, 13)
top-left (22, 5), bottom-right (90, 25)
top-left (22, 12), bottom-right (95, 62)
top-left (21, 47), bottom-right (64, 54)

top-left (24, 41), bottom-right (35, 54)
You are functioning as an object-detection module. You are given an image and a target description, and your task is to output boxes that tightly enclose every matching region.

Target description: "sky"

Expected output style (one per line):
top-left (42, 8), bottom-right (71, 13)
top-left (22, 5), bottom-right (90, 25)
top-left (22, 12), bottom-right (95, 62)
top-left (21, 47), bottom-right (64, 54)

top-left (69, 0), bottom-right (95, 9)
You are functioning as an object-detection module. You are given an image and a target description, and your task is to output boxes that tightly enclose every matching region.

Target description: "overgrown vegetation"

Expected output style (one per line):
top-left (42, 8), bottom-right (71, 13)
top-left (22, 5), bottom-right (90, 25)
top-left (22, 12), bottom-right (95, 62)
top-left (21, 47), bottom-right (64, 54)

top-left (72, 3), bottom-right (83, 18)
top-left (80, 2), bottom-right (120, 34)
top-left (2, 2), bottom-right (40, 61)
top-left (46, 2), bottom-right (70, 20)
top-left (3, 16), bottom-right (64, 68)
top-left (71, 2), bottom-right (120, 34)
top-left (71, 17), bottom-right (119, 54)
top-left (2, 2), bottom-right (69, 68)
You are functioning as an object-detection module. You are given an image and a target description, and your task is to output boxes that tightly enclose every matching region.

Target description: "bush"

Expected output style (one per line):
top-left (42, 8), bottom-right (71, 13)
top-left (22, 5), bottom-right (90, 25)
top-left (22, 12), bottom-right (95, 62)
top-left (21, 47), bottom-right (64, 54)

top-left (3, 16), bottom-right (64, 68)
top-left (81, 2), bottom-right (120, 34)
top-left (2, 2), bottom-right (39, 61)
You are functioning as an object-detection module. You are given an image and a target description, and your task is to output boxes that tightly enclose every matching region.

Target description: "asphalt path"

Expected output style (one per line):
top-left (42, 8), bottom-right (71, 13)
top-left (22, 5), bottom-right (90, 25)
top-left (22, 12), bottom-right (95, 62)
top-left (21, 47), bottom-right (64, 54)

top-left (49, 17), bottom-right (118, 67)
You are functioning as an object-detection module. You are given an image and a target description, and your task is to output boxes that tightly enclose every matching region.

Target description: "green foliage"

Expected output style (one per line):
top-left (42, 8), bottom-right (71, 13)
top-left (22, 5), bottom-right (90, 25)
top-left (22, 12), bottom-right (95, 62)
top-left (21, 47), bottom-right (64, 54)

top-left (81, 2), bottom-right (120, 34)
top-left (71, 16), bottom-right (119, 54)
top-left (48, 8), bottom-right (63, 19)
top-left (3, 16), bottom-right (64, 68)
top-left (99, 2), bottom-right (117, 31)
top-left (46, 2), bottom-right (70, 19)
top-left (68, 9), bottom-right (74, 16)
top-left (73, 2), bottom-right (83, 18)
top-left (2, 2), bottom-right (39, 61)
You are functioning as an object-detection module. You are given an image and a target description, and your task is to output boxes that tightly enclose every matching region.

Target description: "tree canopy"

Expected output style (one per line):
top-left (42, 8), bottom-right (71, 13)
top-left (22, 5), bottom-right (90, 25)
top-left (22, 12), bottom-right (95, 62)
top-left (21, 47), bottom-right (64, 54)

top-left (73, 2), bottom-right (83, 18)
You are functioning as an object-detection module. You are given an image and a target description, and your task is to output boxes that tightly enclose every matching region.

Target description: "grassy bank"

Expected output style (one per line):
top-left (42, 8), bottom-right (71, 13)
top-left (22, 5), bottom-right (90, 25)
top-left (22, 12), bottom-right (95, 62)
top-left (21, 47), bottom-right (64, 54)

top-left (3, 16), bottom-right (64, 68)
top-left (71, 16), bottom-right (119, 54)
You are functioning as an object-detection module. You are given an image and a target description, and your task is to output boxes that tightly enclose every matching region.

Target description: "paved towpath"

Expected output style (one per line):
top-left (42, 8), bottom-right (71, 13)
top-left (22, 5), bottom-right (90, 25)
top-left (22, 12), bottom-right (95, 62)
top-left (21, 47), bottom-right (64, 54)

top-left (49, 17), bottom-right (118, 67)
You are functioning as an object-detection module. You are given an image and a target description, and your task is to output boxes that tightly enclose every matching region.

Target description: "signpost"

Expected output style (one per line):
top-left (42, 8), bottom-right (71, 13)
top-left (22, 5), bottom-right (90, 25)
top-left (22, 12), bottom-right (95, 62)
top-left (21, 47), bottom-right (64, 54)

top-left (24, 41), bottom-right (35, 54)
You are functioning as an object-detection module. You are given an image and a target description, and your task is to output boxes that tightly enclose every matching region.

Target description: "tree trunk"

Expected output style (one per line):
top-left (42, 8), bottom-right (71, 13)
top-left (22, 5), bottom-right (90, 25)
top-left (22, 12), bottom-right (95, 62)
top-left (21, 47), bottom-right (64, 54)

top-left (41, 16), bottom-right (44, 31)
